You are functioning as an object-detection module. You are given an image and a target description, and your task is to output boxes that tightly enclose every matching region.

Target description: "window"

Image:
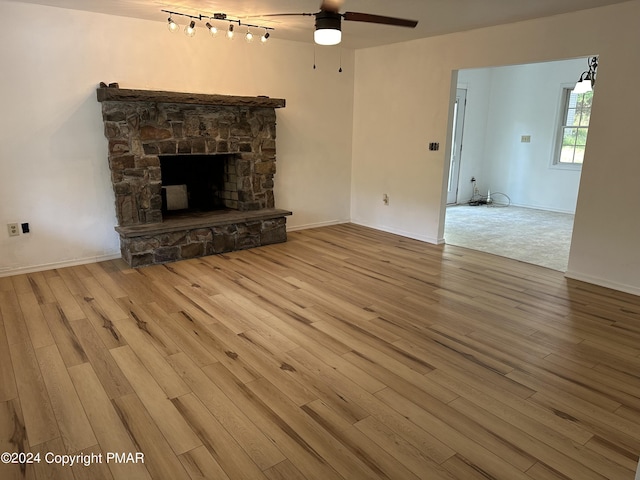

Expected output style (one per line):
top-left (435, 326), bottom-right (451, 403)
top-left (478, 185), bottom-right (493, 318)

top-left (555, 88), bottom-right (593, 166)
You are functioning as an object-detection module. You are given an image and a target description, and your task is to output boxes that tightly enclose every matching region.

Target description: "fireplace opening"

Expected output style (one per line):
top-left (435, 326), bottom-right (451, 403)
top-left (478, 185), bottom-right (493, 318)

top-left (159, 154), bottom-right (237, 216)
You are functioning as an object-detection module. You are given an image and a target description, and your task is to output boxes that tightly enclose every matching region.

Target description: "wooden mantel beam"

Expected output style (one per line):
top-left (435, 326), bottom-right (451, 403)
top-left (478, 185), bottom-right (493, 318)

top-left (96, 85), bottom-right (286, 108)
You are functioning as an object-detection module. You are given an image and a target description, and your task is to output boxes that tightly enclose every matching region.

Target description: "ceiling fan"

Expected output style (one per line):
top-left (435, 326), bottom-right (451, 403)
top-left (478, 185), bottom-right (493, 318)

top-left (260, 0), bottom-right (419, 46)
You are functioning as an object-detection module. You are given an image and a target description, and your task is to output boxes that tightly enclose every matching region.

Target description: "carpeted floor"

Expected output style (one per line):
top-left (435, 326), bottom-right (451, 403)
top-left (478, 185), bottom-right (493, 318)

top-left (444, 205), bottom-right (575, 271)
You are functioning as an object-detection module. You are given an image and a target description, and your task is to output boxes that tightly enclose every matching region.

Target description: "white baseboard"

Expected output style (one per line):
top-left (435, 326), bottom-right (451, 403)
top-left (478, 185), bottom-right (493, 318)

top-left (0, 252), bottom-right (122, 278)
top-left (287, 219), bottom-right (350, 232)
top-left (287, 219), bottom-right (442, 245)
top-left (351, 221), bottom-right (442, 245)
top-left (509, 202), bottom-right (576, 215)
top-left (565, 270), bottom-right (640, 297)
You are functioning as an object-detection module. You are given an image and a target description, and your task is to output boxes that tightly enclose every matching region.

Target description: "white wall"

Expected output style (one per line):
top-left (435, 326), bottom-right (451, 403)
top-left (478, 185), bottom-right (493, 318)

top-left (352, 1), bottom-right (640, 295)
top-left (0, 1), bottom-right (354, 275)
top-left (457, 59), bottom-right (585, 213)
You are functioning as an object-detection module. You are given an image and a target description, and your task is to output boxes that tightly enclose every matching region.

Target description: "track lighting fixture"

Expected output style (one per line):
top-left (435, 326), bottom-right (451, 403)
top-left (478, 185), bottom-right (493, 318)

top-left (574, 56), bottom-right (598, 93)
top-left (167, 17), bottom-right (179, 33)
top-left (161, 10), bottom-right (273, 46)
top-left (184, 20), bottom-right (196, 37)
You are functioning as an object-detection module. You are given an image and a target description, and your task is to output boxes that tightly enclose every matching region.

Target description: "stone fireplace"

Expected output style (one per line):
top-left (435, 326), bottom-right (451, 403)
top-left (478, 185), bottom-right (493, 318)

top-left (97, 85), bottom-right (291, 267)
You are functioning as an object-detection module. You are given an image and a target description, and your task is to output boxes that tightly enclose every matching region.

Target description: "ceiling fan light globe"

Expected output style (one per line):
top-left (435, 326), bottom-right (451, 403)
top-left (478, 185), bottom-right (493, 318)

top-left (314, 28), bottom-right (341, 45)
top-left (315, 10), bottom-right (342, 45)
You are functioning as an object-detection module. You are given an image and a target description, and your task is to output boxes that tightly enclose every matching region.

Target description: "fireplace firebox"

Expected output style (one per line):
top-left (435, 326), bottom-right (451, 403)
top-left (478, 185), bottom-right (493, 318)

top-left (97, 85), bottom-right (291, 267)
top-left (159, 154), bottom-right (233, 214)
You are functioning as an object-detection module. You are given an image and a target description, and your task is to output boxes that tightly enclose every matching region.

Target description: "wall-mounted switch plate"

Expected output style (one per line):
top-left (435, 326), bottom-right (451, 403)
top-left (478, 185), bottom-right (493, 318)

top-left (521, 135), bottom-right (531, 143)
top-left (8, 223), bottom-right (20, 236)
top-left (428, 142), bottom-right (440, 151)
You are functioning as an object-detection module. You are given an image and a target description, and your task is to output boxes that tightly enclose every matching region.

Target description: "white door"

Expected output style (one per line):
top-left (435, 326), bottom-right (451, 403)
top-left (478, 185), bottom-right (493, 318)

top-left (447, 88), bottom-right (467, 205)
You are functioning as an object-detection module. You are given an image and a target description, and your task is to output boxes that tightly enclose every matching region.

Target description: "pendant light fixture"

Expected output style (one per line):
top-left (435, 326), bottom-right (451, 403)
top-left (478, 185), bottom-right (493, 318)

top-left (574, 56), bottom-right (598, 93)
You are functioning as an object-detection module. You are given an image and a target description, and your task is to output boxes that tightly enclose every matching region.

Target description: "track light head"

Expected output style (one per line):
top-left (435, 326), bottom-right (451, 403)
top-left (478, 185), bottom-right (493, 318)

top-left (184, 20), bottom-right (196, 37)
top-left (167, 17), bottom-right (179, 33)
top-left (227, 23), bottom-right (235, 39)
top-left (205, 22), bottom-right (218, 37)
top-left (261, 31), bottom-right (270, 44)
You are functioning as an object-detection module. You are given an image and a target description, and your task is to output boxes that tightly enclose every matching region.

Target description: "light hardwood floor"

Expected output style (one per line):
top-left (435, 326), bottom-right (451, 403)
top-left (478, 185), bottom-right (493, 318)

top-left (1, 223), bottom-right (639, 480)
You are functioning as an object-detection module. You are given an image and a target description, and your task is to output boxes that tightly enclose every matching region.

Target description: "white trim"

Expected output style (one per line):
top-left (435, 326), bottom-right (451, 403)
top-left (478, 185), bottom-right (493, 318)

top-left (351, 221), bottom-right (443, 245)
top-left (287, 219), bottom-right (350, 232)
top-left (509, 202), bottom-right (576, 215)
top-left (0, 252), bottom-right (122, 278)
top-left (565, 270), bottom-right (640, 297)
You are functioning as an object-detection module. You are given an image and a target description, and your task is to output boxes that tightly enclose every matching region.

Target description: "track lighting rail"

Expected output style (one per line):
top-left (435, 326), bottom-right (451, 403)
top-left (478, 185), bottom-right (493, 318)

top-left (161, 9), bottom-right (275, 33)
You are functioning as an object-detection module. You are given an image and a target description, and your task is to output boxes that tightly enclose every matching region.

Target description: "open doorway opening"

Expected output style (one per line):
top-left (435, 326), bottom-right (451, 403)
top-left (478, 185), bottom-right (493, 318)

top-left (443, 57), bottom-right (597, 271)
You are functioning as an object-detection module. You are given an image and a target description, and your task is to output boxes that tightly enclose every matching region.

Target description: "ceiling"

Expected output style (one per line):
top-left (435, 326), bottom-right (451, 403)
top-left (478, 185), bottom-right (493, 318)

top-left (7, 0), bottom-right (632, 49)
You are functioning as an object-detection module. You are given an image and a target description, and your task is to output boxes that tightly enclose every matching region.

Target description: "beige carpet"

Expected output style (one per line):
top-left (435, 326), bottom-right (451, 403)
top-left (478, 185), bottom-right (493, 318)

top-left (444, 205), bottom-right (575, 271)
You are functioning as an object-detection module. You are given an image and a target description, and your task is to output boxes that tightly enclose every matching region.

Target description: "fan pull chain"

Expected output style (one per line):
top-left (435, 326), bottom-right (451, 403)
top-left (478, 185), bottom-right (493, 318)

top-left (313, 45), bottom-right (316, 70)
top-left (338, 47), bottom-right (342, 73)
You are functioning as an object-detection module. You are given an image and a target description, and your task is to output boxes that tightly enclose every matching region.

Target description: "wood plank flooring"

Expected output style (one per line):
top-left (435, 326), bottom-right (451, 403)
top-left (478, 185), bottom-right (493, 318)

top-left (1, 223), bottom-right (639, 479)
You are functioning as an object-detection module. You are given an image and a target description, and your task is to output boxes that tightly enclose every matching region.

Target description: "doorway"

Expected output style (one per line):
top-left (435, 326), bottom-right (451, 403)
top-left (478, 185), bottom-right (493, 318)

top-left (444, 58), bottom-right (592, 271)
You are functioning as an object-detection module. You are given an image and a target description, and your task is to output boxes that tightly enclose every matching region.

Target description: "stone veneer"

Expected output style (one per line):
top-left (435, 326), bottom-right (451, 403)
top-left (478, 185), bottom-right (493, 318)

top-left (116, 211), bottom-right (289, 268)
top-left (97, 85), bottom-right (291, 267)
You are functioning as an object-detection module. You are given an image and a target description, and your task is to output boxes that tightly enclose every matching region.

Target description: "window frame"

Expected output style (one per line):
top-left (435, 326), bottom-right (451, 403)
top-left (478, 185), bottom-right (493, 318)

top-left (551, 83), bottom-right (591, 171)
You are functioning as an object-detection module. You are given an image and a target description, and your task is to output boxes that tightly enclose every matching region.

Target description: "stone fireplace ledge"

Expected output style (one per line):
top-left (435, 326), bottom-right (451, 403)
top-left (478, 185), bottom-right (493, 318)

top-left (115, 208), bottom-right (292, 238)
top-left (115, 208), bottom-right (292, 267)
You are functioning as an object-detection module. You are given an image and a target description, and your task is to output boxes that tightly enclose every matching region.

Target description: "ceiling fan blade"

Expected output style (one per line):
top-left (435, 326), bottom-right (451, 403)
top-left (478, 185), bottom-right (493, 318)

top-left (343, 11), bottom-right (418, 28)
top-left (320, 0), bottom-right (344, 13)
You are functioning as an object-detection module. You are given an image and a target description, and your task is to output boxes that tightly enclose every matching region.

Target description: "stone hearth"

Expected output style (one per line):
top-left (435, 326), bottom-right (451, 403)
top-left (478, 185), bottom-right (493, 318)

top-left (97, 85), bottom-right (291, 267)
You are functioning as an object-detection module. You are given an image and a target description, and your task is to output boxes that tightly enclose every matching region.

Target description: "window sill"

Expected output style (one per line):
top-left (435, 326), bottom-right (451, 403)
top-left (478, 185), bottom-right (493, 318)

top-left (550, 163), bottom-right (583, 171)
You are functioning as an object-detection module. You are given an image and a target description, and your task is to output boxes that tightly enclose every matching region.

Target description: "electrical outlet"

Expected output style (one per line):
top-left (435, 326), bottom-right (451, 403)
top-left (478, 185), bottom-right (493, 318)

top-left (383, 194), bottom-right (389, 206)
top-left (8, 223), bottom-right (20, 237)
